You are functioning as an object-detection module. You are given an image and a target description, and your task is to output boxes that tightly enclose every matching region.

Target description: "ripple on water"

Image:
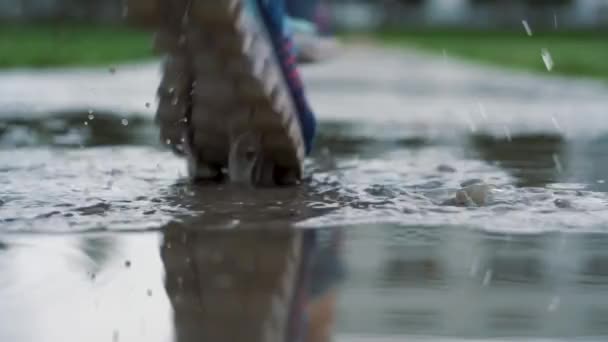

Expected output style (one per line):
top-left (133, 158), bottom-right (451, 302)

top-left (2, 121), bottom-right (608, 234)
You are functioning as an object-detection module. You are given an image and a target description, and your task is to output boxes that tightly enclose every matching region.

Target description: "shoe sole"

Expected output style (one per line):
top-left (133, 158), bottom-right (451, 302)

top-left (152, 0), bottom-right (305, 185)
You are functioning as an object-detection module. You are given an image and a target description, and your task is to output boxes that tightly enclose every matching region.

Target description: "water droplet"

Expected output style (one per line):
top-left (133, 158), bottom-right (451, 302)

top-left (548, 296), bottom-right (560, 312)
top-left (597, 179), bottom-right (605, 184)
top-left (554, 12), bottom-right (558, 29)
top-left (522, 20), bottom-right (533, 36)
top-left (477, 102), bottom-right (487, 120)
top-left (503, 126), bottom-right (512, 142)
top-left (121, 119), bottom-right (129, 126)
top-left (109, 67), bottom-right (116, 74)
top-left (88, 114), bottom-right (95, 120)
top-left (552, 154), bottom-right (563, 173)
top-left (482, 269), bottom-right (493, 286)
top-left (124, 260), bottom-right (131, 268)
top-left (168, 87), bottom-right (175, 94)
top-left (464, 114), bottom-right (476, 133)
top-left (541, 48), bottom-right (554, 71)
top-left (165, 139), bottom-right (172, 145)
top-left (470, 258), bottom-right (479, 276)
top-left (551, 116), bottom-right (562, 132)
top-left (112, 330), bottom-right (120, 342)
top-left (84, 121), bottom-right (88, 126)
top-left (181, 117), bottom-right (188, 123)
top-left (145, 102), bottom-right (151, 108)
top-left (147, 289), bottom-right (153, 297)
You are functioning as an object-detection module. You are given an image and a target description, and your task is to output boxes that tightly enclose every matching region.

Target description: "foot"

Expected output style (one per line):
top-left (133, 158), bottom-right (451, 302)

top-left (128, 0), bottom-right (317, 186)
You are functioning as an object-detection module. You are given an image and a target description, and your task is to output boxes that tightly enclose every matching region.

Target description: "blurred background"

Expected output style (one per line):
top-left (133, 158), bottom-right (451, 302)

top-left (0, 0), bottom-right (606, 78)
top-left (3, 1), bottom-right (608, 341)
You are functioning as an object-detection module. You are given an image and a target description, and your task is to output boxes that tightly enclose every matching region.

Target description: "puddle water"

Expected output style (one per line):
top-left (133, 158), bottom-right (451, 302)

top-left (3, 48), bottom-right (608, 341)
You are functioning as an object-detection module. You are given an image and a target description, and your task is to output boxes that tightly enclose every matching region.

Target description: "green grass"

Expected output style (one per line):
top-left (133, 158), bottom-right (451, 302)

top-left (0, 24), bottom-right (154, 68)
top-left (375, 30), bottom-right (608, 81)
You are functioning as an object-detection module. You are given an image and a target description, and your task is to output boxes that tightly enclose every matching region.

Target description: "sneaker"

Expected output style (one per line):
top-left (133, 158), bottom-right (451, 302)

top-left (129, 0), bottom-right (317, 185)
top-left (286, 16), bottom-right (340, 64)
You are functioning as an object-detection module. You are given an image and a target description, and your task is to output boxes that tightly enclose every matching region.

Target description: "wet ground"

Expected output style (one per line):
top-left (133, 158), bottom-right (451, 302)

top-left (2, 45), bottom-right (608, 341)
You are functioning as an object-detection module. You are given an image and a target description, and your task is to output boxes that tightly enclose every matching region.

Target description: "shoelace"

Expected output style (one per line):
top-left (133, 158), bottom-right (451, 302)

top-left (280, 37), bottom-right (303, 89)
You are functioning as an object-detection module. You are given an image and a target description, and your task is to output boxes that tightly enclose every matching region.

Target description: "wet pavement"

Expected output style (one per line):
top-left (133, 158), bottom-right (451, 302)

top-left (3, 44), bottom-right (608, 341)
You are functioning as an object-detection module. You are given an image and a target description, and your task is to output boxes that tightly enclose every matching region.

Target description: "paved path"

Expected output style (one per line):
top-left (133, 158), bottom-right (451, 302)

top-left (2, 44), bottom-right (608, 140)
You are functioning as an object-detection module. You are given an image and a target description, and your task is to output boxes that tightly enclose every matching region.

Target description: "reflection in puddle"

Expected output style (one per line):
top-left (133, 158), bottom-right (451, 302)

top-left (4, 115), bottom-right (608, 340)
top-left (3, 226), bottom-right (608, 340)
top-left (162, 225), bottom-right (344, 342)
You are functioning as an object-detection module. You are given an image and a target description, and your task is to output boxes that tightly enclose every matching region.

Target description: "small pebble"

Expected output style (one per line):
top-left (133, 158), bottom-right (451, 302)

top-left (554, 198), bottom-right (572, 209)
top-left (437, 164), bottom-right (456, 173)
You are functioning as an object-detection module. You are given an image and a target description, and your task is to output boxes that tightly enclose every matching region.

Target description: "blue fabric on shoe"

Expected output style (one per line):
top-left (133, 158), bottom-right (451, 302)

top-left (253, 0), bottom-right (317, 155)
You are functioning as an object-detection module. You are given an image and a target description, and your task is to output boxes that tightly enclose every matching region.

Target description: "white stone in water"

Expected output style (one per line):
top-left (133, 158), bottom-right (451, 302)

top-left (455, 182), bottom-right (492, 206)
top-left (522, 20), bottom-right (533, 36)
top-left (541, 48), bottom-right (554, 71)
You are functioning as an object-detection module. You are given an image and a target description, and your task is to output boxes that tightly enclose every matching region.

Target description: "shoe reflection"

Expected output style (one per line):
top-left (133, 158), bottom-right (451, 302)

top-left (161, 225), bottom-right (344, 342)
